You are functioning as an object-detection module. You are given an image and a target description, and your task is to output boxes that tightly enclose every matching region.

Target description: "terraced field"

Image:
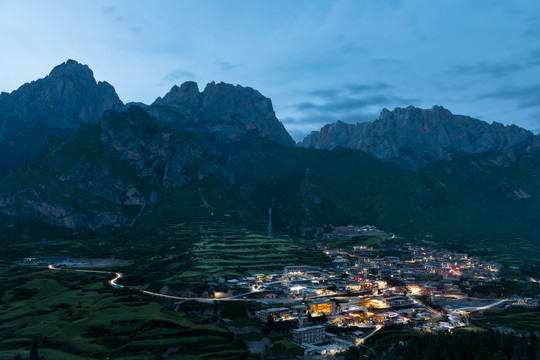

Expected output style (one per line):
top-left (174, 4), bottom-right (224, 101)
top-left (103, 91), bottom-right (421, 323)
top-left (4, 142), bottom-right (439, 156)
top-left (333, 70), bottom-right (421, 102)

top-left (475, 308), bottom-right (540, 332)
top-left (0, 219), bottom-right (331, 358)
top-left (155, 219), bottom-right (330, 290)
top-left (0, 265), bottom-right (246, 360)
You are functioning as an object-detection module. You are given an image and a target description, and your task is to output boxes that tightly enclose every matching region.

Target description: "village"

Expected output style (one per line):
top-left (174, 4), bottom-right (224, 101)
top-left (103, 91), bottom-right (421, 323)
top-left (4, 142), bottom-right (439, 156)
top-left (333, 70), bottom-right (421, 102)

top-left (219, 231), bottom-right (538, 356)
top-left (22, 226), bottom-right (540, 357)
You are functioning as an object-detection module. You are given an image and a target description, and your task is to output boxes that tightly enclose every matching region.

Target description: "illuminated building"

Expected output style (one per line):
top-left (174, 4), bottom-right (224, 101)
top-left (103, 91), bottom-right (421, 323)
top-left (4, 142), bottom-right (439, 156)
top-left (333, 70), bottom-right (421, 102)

top-left (283, 265), bottom-right (309, 275)
top-left (310, 299), bottom-right (334, 314)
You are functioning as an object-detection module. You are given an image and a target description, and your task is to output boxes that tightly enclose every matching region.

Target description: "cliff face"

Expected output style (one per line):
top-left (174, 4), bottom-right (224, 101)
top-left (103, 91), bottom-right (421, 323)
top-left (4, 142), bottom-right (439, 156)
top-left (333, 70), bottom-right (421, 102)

top-left (0, 60), bottom-right (295, 230)
top-left (0, 60), bottom-right (124, 170)
top-left (300, 106), bottom-right (533, 170)
top-left (0, 106), bottom-right (232, 231)
top-left (150, 81), bottom-right (296, 147)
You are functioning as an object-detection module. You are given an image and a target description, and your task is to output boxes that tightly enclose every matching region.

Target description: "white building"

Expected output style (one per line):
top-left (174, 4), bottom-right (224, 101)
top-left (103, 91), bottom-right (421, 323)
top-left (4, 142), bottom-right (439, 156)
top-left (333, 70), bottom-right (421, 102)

top-left (292, 325), bottom-right (325, 344)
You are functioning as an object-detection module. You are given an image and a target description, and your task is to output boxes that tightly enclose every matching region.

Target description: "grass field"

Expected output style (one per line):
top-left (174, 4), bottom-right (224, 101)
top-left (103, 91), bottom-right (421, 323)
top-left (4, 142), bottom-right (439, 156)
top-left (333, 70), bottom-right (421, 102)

top-left (0, 264), bottom-right (247, 360)
top-left (474, 308), bottom-right (540, 333)
top-left (0, 219), bottom-right (331, 359)
top-left (270, 340), bottom-right (304, 356)
top-left (365, 326), bottom-right (417, 353)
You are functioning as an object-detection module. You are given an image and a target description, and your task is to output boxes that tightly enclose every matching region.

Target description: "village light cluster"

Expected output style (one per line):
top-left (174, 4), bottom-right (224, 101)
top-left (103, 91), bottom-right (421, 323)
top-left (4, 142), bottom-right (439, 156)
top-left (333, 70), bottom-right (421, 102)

top-left (27, 226), bottom-right (539, 357)
top-left (216, 233), bottom-right (537, 356)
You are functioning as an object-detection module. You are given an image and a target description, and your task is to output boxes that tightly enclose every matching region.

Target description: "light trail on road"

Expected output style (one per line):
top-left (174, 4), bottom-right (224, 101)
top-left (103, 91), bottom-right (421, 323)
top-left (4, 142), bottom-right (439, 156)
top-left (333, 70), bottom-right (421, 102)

top-left (47, 264), bottom-right (301, 303)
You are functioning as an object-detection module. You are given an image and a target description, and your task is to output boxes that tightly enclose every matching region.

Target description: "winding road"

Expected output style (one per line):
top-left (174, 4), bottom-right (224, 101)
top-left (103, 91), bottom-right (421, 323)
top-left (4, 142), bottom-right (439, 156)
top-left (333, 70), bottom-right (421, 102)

top-left (48, 264), bottom-right (301, 303)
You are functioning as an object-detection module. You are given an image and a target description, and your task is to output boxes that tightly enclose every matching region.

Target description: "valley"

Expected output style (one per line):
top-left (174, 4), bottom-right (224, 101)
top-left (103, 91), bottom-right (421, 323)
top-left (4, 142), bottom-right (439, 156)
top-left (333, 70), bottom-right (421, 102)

top-left (2, 219), bottom-right (540, 359)
top-left (1, 59), bottom-right (540, 359)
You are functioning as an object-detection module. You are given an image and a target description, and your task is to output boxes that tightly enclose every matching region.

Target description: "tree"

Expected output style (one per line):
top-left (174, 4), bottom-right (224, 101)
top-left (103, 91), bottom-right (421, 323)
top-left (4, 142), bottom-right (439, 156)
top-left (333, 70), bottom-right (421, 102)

top-left (344, 346), bottom-right (363, 360)
top-left (29, 338), bottom-right (39, 360)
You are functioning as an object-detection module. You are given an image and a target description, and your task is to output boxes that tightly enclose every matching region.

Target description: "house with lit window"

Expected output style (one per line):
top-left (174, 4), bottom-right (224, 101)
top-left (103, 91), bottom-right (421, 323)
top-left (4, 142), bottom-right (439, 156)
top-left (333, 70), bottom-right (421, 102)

top-left (310, 299), bottom-right (335, 314)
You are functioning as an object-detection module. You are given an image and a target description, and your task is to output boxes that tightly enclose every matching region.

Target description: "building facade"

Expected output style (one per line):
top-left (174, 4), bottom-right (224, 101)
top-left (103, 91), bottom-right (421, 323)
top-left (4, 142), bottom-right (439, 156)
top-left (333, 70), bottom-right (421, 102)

top-left (292, 325), bottom-right (325, 344)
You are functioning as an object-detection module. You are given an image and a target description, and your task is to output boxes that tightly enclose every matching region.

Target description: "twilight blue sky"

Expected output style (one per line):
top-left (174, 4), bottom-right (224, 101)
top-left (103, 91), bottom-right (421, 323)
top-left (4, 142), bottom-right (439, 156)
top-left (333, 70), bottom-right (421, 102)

top-left (1, 0), bottom-right (540, 141)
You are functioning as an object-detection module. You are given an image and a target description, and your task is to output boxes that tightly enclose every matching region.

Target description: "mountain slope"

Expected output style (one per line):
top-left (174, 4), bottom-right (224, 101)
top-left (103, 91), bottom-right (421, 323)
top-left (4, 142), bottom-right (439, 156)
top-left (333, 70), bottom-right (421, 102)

top-left (0, 107), bottom-right (539, 260)
top-left (0, 61), bottom-right (540, 259)
top-left (0, 106), bottom-right (233, 231)
top-left (300, 106), bottom-right (533, 170)
top-left (228, 138), bottom-right (540, 242)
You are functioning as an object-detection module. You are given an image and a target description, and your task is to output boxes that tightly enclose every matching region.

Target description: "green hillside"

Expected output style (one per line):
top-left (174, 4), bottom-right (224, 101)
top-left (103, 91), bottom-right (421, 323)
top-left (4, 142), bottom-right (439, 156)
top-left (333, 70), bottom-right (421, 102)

top-left (1, 109), bottom-right (540, 264)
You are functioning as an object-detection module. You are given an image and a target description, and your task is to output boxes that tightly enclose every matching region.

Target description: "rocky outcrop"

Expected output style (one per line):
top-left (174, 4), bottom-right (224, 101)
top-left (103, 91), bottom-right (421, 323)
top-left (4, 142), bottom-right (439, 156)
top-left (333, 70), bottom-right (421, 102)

top-left (0, 59), bottom-right (124, 170)
top-left (0, 106), bottom-right (233, 231)
top-left (300, 106), bottom-right (533, 170)
top-left (150, 81), bottom-right (296, 147)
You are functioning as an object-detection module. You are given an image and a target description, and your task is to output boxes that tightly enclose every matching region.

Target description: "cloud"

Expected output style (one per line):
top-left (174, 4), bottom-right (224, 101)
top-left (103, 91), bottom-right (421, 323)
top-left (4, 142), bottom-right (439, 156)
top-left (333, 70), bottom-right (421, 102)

top-left (346, 82), bottom-right (392, 94)
top-left (307, 82), bottom-right (393, 100)
top-left (282, 111), bottom-right (380, 142)
top-left (216, 62), bottom-right (242, 71)
top-left (369, 58), bottom-right (402, 68)
top-left (524, 28), bottom-right (540, 38)
top-left (454, 49), bottom-right (540, 78)
top-left (287, 83), bottom-right (417, 139)
top-left (101, 5), bottom-right (124, 23)
top-left (480, 84), bottom-right (540, 109)
top-left (308, 89), bottom-right (340, 99)
top-left (164, 69), bottom-right (195, 81)
top-left (290, 94), bottom-right (418, 113)
top-left (522, 14), bottom-right (540, 37)
top-left (340, 42), bottom-right (366, 53)
top-left (102, 6), bottom-right (116, 15)
top-left (455, 62), bottom-right (522, 78)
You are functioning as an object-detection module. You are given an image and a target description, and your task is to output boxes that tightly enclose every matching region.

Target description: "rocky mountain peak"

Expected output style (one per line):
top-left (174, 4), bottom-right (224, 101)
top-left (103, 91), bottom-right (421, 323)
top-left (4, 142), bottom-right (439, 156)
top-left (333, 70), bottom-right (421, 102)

top-left (300, 106), bottom-right (534, 170)
top-left (157, 81), bottom-right (201, 109)
top-left (0, 59), bottom-right (125, 170)
top-left (149, 81), bottom-right (296, 147)
top-left (48, 59), bottom-right (95, 81)
top-left (0, 59), bottom-right (124, 128)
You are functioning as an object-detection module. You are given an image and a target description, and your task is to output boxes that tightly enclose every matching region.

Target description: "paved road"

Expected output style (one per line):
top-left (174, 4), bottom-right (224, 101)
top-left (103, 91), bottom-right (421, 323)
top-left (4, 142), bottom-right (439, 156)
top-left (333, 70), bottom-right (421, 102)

top-left (453, 299), bottom-right (506, 313)
top-left (48, 264), bottom-right (301, 303)
top-left (406, 294), bottom-right (439, 314)
top-left (355, 324), bottom-right (383, 346)
top-left (49, 264), bottom-right (510, 311)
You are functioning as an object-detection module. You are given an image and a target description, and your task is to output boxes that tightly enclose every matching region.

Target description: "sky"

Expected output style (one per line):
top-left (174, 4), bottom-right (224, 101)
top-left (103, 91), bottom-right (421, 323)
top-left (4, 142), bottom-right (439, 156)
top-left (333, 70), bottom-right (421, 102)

top-left (1, 0), bottom-right (540, 141)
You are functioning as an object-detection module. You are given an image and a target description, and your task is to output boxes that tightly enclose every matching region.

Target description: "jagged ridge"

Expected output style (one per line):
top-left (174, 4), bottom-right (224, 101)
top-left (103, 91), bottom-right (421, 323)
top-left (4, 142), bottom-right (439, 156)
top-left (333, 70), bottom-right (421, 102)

top-left (150, 81), bottom-right (296, 147)
top-left (300, 105), bottom-right (533, 170)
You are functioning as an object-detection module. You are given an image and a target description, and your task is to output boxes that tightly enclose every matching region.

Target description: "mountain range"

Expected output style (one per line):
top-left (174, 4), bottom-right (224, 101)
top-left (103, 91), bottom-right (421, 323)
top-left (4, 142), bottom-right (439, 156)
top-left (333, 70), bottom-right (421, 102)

top-left (1, 60), bottom-right (540, 253)
top-left (300, 106), bottom-right (535, 170)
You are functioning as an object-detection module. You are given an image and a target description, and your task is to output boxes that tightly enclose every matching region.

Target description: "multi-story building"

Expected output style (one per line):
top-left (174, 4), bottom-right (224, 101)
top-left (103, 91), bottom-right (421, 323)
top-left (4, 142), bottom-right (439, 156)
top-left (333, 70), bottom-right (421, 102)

top-left (256, 307), bottom-right (290, 322)
top-left (290, 304), bottom-right (309, 315)
top-left (292, 325), bottom-right (325, 344)
top-left (310, 299), bottom-right (334, 314)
